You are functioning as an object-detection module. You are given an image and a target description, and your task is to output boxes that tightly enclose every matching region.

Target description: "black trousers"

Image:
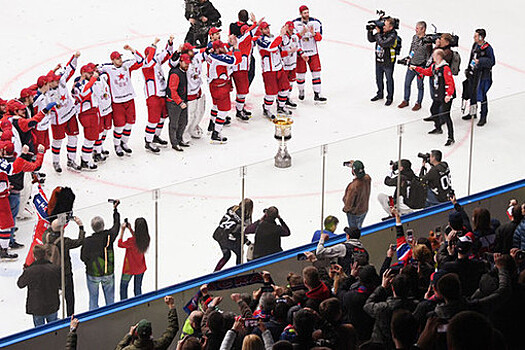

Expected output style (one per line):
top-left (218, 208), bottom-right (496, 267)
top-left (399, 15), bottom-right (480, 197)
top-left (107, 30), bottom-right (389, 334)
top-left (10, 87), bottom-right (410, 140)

top-left (248, 55), bottom-right (256, 86)
top-left (214, 240), bottom-right (241, 271)
top-left (166, 101), bottom-right (188, 146)
top-left (65, 273), bottom-right (75, 316)
top-left (431, 99), bottom-right (454, 140)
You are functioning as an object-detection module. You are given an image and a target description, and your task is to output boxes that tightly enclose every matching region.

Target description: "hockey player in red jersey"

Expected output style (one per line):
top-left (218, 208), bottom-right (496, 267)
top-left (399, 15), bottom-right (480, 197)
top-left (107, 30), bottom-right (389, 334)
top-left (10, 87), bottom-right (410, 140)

top-left (256, 22), bottom-right (296, 119)
top-left (293, 5), bottom-right (327, 103)
top-left (142, 36), bottom-right (174, 153)
top-left (99, 45), bottom-right (144, 157)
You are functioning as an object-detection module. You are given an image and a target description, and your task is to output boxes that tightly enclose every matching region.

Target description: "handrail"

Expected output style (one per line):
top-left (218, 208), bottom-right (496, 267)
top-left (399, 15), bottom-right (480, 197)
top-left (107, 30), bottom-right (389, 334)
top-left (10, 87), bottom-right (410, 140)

top-left (1, 178), bottom-right (524, 347)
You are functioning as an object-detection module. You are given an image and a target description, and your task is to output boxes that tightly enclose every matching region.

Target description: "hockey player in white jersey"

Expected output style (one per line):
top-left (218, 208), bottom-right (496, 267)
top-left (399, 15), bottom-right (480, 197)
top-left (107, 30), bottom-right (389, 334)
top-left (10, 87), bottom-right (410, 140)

top-left (99, 45), bottom-right (143, 157)
top-left (93, 72), bottom-right (113, 162)
top-left (281, 21), bottom-right (304, 109)
top-left (32, 76), bottom-right (52, 151)
top-left (293, 5), bottom-right (327, 103)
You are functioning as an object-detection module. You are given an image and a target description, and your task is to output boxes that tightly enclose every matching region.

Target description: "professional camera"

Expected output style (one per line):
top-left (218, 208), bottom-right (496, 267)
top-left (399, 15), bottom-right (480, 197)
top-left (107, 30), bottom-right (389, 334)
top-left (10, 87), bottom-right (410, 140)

top-left (365, 10), bottom-right (399, 32)
top-left (397, 56), bottom-right (410, 66)
top-left (389, 160), bottom-right (399, 172)
top-left (418, 152), bottom-right (431, 163)
top-left (422, 24), bottom-right (459, 47)
top-left (516, 250), bottom-right (525, 261)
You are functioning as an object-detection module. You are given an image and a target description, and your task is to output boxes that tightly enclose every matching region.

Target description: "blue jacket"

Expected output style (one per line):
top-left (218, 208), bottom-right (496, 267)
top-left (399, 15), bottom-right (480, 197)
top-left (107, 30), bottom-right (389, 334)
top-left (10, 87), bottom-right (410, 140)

top-left (311, 229), bottom-right (337, 242)
top-left (512, 219), bottom-right (525, 250)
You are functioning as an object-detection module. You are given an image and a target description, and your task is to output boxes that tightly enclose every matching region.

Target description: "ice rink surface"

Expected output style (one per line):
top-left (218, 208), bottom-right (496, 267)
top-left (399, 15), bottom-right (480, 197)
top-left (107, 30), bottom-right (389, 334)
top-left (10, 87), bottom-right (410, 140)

top-left (1, 0), bottom-right (524, 337)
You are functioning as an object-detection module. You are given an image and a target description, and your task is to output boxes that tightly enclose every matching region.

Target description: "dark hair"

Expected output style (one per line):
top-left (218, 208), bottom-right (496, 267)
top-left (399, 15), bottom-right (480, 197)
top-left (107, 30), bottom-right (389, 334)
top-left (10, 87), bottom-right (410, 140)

top-left (392, 275), bottom-right (409, 298)
top-left (385, 18), bottom-right (396, 27)
top-left (264, 206), bottom-right (279, 222)
top-left (391, 310), bottom-right (418, 348)
top-left (511, 205), bottom-right (524, 223)
top-left (431, 150), bottom-right (442, 162)
top-left (344, 227), bottom-right (361, 239)
top-left (238, 9), bottom-right (249, 23)
top-left (33, 244), bottom-right (46, 261)
top-left (416, 237), bottom-right (432, 252)
top-left (272, 340), bottom-right (293, 350)
top-left (359, 342), bottom-right (386, 350)
top-left (319, 297), bottom-right (342, 324)
top-left (324, 216), bottom-right (339, 230)
top-left (207, 311), bottom-right (224, 333)
top-left (416, 21), bottom-right (427, 30)
top-left (303, 266), bottom-right (321, 289)
top-left (472, 208), bottom-right (491, 232)
top-left (273, 300), bottom-right (290, 321)
top-left (475, 29), bottom-right (487, 39)
top-left (293, 309), bottom-right (316, 338)
top-left (436, 273), bottom-right (461, 301)
top-left (448, 311), bottom-right (493, 350)
top-left (134, 218), bottom-right (150, 254)
top-left (440, 33), bottom-right (453, 45)
top-left (222, 311), bottom-right (236, 330)
top-left (180, 336), bottom-right (202, 350)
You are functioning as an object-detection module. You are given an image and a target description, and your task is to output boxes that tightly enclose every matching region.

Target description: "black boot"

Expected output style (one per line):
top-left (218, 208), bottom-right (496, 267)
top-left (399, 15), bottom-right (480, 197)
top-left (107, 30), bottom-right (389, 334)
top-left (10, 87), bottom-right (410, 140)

top-left (236, 110), bottom-right (250, 122)
top-left (262, 105), bottom-right (276, 120)
top-left (153, 135), bottom-right (168, 146)
top-left (314, 93), bottom-right (327, 103)
top-left (207, 120), bottom-right (215, 133)
top-left (276, 106), bottom-right (292, 116)
top-left (242, 108), bottom-right (252, 116)
top-left (0, 248), bottom-right (18, 260)
top-left (211, 131), bottom-right (227, 143)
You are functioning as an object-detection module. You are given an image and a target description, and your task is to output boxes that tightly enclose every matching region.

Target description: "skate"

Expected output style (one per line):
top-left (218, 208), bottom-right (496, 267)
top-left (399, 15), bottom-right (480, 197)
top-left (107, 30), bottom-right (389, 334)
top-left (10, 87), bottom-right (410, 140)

top-left (101, 149), bottom-right (110, 156)
top-left (121, 142), bottom-right (132, 155)
top-left (0, 248), bottom-right (18, 260)
top-left (93, 152), bottom-right (107, 163)
top-left (66, 159), bottom-right (81, 172)
top-left (224, 116), bottom-right (231, 126)
top-left (242, 108), bottom-right (252, 116)
top-left (80, 160), bottom-right (98, 171)
top-left (262, 105), bottom-right (276, 121)
top-left (236, 110), bottom-right (250, 122)
top-left (314, 93), bottom-right (327, 104)
top-left (191, 126), bottom-right (203, 139)
top-left (145, 141), bottom-right (160, 154)
top-left (9, 241), bottom-right (24, 250)
top-left (207, 120), bottom-right (215, 134)
top-left (53, 162), bottom-right (62, 173)
top-left (210, 131), bottom-right (228, 144)
top-left (114, 145), bottom-right (124, 157)
top-left (152, 135), bottom-right (168, 147)
top-left (285, 99), bottom-right (297, 109)
top-left (276, 106), bottom-right (292, 117)
top-left (298, 92), bottom-right (305, 101)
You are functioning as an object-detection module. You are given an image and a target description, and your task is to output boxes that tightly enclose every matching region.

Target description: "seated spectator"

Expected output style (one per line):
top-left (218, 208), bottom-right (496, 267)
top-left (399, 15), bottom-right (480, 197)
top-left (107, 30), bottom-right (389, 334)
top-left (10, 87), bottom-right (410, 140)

top-left (494, 203), bottom-right (523, 254)
top-left (303, 266), bottom-right (332, 310)
top-left (390, 310), bottom-right (418, 350)
top-left (245, 207), bottom-right (290, 260)
top-left (311, 216), bottom-right (339, 242)
top-left (17, 245), bottom-right (60, 327)
top-left (116, 295), bottom-right (179, 350)
top-left (316, 227), bottom-right (369, 275)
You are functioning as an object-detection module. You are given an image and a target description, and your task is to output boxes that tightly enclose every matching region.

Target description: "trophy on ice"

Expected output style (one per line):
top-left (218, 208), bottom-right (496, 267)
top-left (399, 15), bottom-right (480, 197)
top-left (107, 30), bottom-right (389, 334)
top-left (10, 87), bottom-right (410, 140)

top-left (273, 117), bottom-right (293, 168)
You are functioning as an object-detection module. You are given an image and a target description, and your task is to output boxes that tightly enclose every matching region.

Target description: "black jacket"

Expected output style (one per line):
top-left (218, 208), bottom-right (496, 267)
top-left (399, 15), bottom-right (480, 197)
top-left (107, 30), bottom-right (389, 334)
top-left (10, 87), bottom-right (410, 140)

top-left (17, 259), bottom-right (61, 316)
top-left (384, 168), bottom-right (416, 206)
top-left (167, 66), bottom-right (188, 104)
top-left (246, 218), bottom-right (291, 259)
top-left (80, 209), bottom-right (120, 277)
top-left (185, 0), bottom-right (221, 25)
top-left (43, 225), bottom-right (85, 275)
top-left (420, 162), bottom-right (451, 202)
top-left (494, 220), bottom-right (520, 254)
top-left (441, 257), bottom-right (488, 298)
top-left (367, 29), bottom-right (399, 66)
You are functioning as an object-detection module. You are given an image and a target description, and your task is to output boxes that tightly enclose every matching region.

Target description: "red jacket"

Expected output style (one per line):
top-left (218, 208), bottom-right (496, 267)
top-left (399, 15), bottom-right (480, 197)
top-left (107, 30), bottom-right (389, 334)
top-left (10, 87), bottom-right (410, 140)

top-left (118, 236), bottom-right (147, 275)
top-left (415, 63), bottom-right (455, 98)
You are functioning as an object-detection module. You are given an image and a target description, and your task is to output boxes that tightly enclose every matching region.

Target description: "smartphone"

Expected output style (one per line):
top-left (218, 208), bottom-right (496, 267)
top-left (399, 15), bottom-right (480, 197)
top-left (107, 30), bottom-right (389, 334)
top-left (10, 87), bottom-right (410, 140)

top-left (297, 253), bottom-right (308, 261)
top-left (244, 318), bottom-right (259, 327)
top-left (437, 324), bottom-right (448, 333)
top-left (388, 196), bottom-right (395, 208)
top-left (406, 229), bottom-right (414, 244)
top-left (390, 244), bottom-right (396, 251)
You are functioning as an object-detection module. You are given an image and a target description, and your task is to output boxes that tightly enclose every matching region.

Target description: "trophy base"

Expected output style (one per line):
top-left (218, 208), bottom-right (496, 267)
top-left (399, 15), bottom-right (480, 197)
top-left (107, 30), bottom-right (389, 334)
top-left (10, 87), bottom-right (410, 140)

top-left (275, 144), bottom-right (292, 168)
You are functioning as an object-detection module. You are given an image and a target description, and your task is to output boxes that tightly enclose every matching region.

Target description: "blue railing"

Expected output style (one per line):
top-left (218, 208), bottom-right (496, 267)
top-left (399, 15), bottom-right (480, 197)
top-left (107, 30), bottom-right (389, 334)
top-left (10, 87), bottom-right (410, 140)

top-left (1, 178), bottom-right (524, 347)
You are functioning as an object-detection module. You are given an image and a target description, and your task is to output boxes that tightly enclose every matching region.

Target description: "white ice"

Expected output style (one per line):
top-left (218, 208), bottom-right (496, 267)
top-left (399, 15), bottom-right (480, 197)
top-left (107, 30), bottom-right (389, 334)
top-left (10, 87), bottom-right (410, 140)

top-left (1, 0), bottom-right (524, 338)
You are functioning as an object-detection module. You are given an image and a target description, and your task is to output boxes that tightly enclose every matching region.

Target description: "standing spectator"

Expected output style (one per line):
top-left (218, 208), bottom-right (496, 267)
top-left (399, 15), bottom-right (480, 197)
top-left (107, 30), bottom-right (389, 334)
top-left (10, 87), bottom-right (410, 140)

top-left (80, 200), bottom-right (121, 310)
top-left (342, 160), bottom-right (371, 229)
top-left (17, 245), bottom-right (60, 327)
top-left (184, 0), bottom-right (221, 48)
top-left (118, 217), bottom-right (150, 300)
top-left (413, 49), bottom-right (456, 146)
top-left (311, 215), bottom-right (339, 242)
top-left (245, 207), bottom-right (290, 260)
top-left (398, 21), bottom-right (432, 111)
top-left (368, 18), bottom-right (400, 106)
top-left (166, 53), bottom-right (191, 151)
top-left (316, 227), bottom-right (369, 273)
top-left (462, 29), bottom-right (496, 126)
top-left (116, 295), bottom-right (179, 350)
top-left (390, 310), bottom-right (418, 350)
top-left (43, 216), bottom-right (85, 316)
top-left (512, 202), bottom-right (525, 250)
top-left (495, 204), bottom-right (523, 254)
top-left (302, 266), bottom-right (331, 310)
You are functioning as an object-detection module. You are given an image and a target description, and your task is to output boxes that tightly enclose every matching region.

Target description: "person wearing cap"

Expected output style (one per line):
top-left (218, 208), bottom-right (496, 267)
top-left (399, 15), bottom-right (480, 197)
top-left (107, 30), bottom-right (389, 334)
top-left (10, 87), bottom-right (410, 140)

top-left (141, 36), bottom-right (175, 154)
top-left (115, 295), bottom-right (179, 350)
top-left (244, 206), bottom-right (291, 260)
top-left (46, 52), bottom-right (83, 172)
top-left (342, 160), bottom-right (372, 229)
top-left (231, 13), bottom-right (260, 121)
top-left (255, 22), bottom-right (294, 119)
top-left (99, 44), bottom-right (144, 157)
top-left (72, 65), bottom-right (101, 171)
top-left (292, 5), bottom-right (327, 103)
top-left (19, 88), bottom-right (36, 117)
top-left (0, 98), bottom-right (7, 118)
top-left (0, 141), bottom-right (46, 260)
top-left (281, 21), bottom-right (304, 110)
top-left (32, 75), bottom-right (53, 151)
top-left (184, 0), bottom-right (221, 48)
top-left (208, 27), bottom-right (221, 44)
top-left (166, 53), bottom-right (190, 151)
top-left (377, 159), bottom-right (418, 217)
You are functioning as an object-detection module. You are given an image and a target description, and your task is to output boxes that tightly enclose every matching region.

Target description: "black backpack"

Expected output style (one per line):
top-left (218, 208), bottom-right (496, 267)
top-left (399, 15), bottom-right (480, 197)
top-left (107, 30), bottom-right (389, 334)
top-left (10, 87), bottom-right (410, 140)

top-left (405, 178), bottom-right (427, 209)
top-left (394, 35), bottom-right (402, 56)
top-left (450, 50), bottom-right (461, 75)
top-left (338, 243), bottom-right (369, 275)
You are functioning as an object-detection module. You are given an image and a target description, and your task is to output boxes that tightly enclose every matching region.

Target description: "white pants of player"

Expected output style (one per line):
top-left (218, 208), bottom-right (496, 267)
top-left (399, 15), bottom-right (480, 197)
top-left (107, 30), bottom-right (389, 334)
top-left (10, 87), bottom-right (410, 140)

top-left (377, 193), bottom-right (414, 216)
top-left (16, 172), bottom-right (34, 220)
top-left (183, 95), bottom-right (206, 143)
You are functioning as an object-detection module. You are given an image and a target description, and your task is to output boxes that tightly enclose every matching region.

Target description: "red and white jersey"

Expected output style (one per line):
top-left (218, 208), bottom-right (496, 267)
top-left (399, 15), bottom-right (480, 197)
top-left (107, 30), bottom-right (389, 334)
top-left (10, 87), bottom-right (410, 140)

top-left (232, 24), bottom-right (258, 72)
top-left (187, 51), bottom-right (205, 97)
top-left (292, 17), bottom-right (323, 56)
top-left (72, 75), bottom-right (99, 113)
top-left (142, 42), bottom-right (174, 98)
top-left (33, 90), bottom-right (51, 131)
top-left (50, 55), bottom-right (78, 125)
top-left (94, 74), bottom-right (113, 117)
top-left (256, 35), bottom-right (284, 72)
top-left (99, 51), bottom-right (144, 103)
top-left (281, 33), bottom-right (302, 70)
top-left (204, 51), bottom-right (241, 83)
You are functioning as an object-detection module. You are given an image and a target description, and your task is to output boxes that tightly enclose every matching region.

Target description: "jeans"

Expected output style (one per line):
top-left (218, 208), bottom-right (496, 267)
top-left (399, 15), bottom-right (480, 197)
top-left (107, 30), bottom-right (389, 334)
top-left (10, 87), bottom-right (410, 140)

top-left (403, 68), bottom-right (424, 104)
top-left (8, 193), bottom-right (20, 243)
top-left (425, 189), bottom-right (442, 208)
top-left (166, 101), bottom-right (188, 146)
top-left (430, 99), bottom-right (454, 140)
top-left (346, 212), bottom-right (367, 230)
top-left (375, 63), bottom-right (394, 100)
top-left (120, 273), bottom-right (144, 301)
top-left (33, 312), bottom-right (58, 327)
top-left (477, 79), bottom-right (492, 121)
top-left (86, 274), bottom-right (114, 310)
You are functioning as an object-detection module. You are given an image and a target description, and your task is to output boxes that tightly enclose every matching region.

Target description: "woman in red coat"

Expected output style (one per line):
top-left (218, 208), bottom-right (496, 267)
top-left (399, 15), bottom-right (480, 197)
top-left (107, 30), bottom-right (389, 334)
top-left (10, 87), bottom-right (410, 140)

top-left (118, 217), bottom-right (150, 300)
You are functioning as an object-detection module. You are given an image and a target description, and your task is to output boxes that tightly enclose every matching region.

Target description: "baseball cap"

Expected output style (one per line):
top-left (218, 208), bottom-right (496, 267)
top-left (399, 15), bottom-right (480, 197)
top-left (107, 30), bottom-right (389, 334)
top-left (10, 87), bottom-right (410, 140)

top-left (36, 75), bottom-right (50, 88)
top-left (144, 46), bottom-right (155, 57)
top-left (259, 21), bottom-right (270, 30)
top-left (285, 21), bottom-right (295, 30)
top-left (80, 64), bottom-right (95, 74)
top-left (299, 5), bottom-right (309, 13)
top-left (180, 54), bottom-right (191, 64)
top-left (6, 99), bottom-right (26, 113)
top-left (352, 160), bottom-right (366, 179)
top-left (208, 27), bottom-right (221, 35)
top-left (0, 98), bottom-right (7, 106)
top-left (0, 140), bottom-right (15, 156)
top-left (181, 42), bottom-right (195, 52)
top-left (448, 211), bottom-right (463, 231)
top-left (47, 71), bottom-right (61, 82)
top-left (212, 40), bottom-right (226, 51)
top-left (136, 319), bottom-right (152, 339)
top-left (240, 25), bottom-right (250, 35)
top-left (20, 88), bottom-right (33, 99)
top-left (456, 234), bottom-right (473, 254)
top-left (110, 51), bottom-right (122, 60)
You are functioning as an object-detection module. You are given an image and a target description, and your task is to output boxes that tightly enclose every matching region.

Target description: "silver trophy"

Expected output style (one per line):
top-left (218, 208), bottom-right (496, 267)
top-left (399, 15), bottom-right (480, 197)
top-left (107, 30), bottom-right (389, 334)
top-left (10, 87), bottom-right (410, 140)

top-left (273, 117), bottom-right (293, 168)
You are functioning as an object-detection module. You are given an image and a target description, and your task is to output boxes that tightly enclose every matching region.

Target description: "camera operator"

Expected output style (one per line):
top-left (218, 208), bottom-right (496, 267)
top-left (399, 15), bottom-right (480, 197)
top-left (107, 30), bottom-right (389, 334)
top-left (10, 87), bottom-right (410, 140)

top-left (368, 17), bottom-right (400, 106)
top-left (398, 21), bottom-right (432, 111)
top-left (418, 150), bottom-right (452, 207)
top-left (412, 49), bottom-right (456, 146)
top-left (377, 159), bottom-right (417, 216)
top-left (184, 0), bottom-right (221, 48)
top-left (461, 29), bottom-right (495, 127)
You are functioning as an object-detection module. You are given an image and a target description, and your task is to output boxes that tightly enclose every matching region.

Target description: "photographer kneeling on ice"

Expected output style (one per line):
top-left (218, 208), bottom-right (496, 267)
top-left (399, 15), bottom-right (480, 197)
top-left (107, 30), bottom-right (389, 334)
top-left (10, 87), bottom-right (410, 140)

top-left (418, 150), bottom-right (452, 207)
top-left (377, 159), bottom-right (426, 217)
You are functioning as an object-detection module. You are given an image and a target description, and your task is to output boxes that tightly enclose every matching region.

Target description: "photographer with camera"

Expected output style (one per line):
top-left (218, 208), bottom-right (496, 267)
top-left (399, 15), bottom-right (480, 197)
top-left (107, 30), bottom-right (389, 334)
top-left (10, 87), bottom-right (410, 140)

top-left (412, 49), bottom-right (456, 146)
top-left (398, 21), bottom-right (432, 111)
top-left (461, 29), bottom-right (495, 127)
top-left (367, 15), bottom-right (400, 106)
top-left (184, 0), bottom-right (221, 48)
top-left (418, 150), bottom-right (452, 207)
